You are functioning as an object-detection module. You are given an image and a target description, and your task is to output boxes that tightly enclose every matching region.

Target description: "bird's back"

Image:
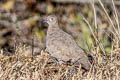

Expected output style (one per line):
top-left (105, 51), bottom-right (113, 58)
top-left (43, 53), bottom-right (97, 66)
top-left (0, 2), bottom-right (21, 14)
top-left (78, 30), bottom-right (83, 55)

top-left (46, 26), bottom-right (91, 70)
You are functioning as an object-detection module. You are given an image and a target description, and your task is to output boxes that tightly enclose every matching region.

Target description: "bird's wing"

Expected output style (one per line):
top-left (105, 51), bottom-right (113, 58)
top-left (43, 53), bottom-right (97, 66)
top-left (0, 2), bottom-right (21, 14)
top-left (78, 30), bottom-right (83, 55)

top-left (48, 31), bottom-right (83, 61)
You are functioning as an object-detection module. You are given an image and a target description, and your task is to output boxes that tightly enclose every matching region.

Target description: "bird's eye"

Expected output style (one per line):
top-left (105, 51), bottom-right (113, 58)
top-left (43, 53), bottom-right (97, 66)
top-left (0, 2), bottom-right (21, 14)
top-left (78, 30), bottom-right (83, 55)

top-left (49, 18), bottom-right (54, 22)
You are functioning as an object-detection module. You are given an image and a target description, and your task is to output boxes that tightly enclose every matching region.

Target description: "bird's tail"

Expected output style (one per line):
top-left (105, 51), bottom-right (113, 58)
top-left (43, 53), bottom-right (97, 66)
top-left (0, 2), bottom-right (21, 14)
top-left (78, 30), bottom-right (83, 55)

top-left (74, 57), bottom-right (91, 71)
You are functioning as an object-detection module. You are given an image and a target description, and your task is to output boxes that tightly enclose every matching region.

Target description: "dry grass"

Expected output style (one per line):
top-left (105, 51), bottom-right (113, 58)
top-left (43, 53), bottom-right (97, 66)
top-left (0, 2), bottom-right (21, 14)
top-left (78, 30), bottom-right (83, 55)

top-left (0, 44), bottom-right (119, 80)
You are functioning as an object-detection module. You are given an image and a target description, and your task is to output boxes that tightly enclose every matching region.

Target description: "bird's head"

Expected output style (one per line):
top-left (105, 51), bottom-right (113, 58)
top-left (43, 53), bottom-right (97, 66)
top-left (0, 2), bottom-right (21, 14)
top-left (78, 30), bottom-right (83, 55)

top-left (43, 15), bottom-right (58, 26)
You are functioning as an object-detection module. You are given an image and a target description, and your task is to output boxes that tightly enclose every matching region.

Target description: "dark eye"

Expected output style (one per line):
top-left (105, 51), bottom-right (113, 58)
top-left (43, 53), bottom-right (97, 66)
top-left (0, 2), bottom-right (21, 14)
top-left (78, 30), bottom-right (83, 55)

top-left (49, 18), bottom-right (54, 21)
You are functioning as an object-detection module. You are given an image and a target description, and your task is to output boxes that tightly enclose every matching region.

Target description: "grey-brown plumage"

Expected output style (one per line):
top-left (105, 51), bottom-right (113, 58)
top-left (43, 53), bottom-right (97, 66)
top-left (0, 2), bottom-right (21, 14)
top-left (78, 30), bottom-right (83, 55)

top-left (44, 15), bottom-right (91, 70)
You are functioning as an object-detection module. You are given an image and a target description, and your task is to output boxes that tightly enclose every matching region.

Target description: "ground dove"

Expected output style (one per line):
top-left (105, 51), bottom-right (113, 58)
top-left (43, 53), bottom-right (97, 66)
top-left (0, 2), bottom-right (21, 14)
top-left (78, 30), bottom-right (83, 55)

top-left (44, 15), bottom-right (91, 70)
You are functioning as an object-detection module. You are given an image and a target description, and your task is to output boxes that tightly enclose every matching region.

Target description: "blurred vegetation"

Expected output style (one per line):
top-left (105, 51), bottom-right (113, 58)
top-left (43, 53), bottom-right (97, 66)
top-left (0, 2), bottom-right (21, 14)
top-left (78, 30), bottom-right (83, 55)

top-left (0, 0), bottom-right (119, 54)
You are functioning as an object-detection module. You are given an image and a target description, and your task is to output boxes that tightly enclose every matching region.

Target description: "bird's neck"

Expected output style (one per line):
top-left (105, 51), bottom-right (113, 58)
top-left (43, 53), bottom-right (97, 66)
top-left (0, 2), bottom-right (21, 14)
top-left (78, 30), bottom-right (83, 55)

top-left (47, 24), bottom-right (60, 34)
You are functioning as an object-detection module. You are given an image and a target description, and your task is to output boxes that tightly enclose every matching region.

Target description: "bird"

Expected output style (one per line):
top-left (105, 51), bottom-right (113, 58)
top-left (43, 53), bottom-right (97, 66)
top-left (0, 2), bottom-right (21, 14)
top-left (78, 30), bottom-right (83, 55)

top-left (44, 15), bottom-right (91, 71)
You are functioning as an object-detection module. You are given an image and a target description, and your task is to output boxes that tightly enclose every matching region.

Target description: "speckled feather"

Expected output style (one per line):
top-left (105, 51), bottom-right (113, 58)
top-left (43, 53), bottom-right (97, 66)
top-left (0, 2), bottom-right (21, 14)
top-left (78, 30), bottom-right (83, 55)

top-left (45, 15), bottom-right (91, 70)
